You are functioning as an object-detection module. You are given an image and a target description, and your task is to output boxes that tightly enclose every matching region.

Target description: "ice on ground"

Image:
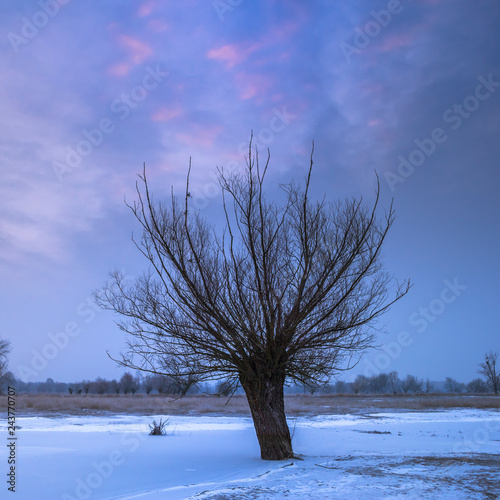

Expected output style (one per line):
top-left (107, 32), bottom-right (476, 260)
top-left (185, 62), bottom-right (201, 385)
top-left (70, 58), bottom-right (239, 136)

top-left (0, 409), bottom-right (498, 499)
top-left (3, 414), bottom-right (255, 433)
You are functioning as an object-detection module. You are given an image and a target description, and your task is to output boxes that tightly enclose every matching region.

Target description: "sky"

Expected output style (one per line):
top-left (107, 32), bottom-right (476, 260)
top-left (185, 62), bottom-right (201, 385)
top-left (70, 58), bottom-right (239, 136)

top-left (0, 0), bottom-right (499, 385)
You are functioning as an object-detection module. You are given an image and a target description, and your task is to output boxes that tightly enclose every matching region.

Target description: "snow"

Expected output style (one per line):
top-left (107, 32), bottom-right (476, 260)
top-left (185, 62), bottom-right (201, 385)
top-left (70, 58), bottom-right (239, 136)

top-left (1, 409), bottom-right (499, 499)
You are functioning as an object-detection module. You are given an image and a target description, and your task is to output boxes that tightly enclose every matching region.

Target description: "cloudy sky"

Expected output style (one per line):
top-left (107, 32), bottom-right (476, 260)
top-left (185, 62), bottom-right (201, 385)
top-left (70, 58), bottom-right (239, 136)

top-left (1, 0), bottom-right (499, 385)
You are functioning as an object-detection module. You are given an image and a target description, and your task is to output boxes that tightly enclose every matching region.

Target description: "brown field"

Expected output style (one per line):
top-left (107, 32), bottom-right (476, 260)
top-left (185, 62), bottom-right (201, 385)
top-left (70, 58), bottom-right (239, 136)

top-left (1, 393), bottom-right (499, 417)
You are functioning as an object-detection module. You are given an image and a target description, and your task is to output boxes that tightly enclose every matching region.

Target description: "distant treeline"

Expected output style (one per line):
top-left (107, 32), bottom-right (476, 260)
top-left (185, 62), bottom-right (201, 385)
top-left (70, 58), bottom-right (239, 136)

top-left (6, 371), bottom-right (494, 395)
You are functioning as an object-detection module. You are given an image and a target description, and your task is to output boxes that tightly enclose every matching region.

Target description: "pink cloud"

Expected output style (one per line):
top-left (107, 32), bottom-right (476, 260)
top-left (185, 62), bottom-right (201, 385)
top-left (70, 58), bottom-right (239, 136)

top-left (137, 1), bottom-right (156, 17)
top-left (234, 72), bottom-right (272, 101)
top-left (360, 83), bottom-right (385, 98)
top-left (151, 107), bottom-right (182, 122)
top-left (119, 35), bottom-right (153, 64)
top-left (175, 125), bottom-right (223, 148)
top-left (108, 35), bottom-right (153, 76)
top-left (267, 19), bottom-right (301, 42)
top-left (108, 63), bottom-right (132, 77)
top-left (207, 42), bottom-right (260, 69)
top-left (368, 119), bottom-right (382, 127)
top-left (377, 31), bottom-right (416, 53)
top-left (148, 19), bottom-right (169, 33)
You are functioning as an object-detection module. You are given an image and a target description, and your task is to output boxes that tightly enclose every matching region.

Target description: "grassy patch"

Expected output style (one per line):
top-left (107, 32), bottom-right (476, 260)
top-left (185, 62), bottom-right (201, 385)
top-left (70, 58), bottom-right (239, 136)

top-left (0, 393), bottom-right (498, 417)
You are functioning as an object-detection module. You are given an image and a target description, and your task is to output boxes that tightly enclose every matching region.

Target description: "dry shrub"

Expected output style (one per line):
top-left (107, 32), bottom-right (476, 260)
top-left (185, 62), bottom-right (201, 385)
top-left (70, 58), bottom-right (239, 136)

top-left (149, 418), bottom-right (169, 436)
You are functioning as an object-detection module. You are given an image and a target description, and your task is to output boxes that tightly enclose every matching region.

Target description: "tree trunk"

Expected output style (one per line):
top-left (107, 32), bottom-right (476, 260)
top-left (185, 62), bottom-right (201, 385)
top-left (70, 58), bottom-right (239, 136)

top-left (241, 373), bottom-right (294, 460)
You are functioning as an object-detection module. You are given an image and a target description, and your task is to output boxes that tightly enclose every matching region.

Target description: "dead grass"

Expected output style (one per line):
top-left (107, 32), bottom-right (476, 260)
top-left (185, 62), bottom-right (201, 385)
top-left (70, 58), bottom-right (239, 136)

top-left (403, 455), bottom-right (500, 468)
top-left (0, 393), bottom-right (498, 417)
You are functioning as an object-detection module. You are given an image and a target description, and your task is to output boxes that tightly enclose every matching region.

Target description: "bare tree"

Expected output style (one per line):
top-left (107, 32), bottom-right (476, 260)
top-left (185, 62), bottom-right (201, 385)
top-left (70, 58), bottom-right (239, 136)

top-left (388, 371), bottom-right (400, 394)
top-left (369, 373), bottom-right (389, 393)
top-left (95, 142), bottom-right (410, 460)
top-left (0, 339), bottom-right (13, 395)
top-left (353, 375), bottom-right (370, 394)
top-left (143, 375), bottom-right (155, 395)
top-left (301, 380), bottom-right (325, 395)
top-left (445, 377), bottom-right (463, 393)
top-left (215, 378), bottom-right (236, 397)
top-left (466, 378), bottom-right (489, 394)
top-left (478, 350), bottom-right (499, 394)
top-left (424, 378), bottom-right (433, 394)
top-left (160, 357), bottom-right (200, 396)
top-left (400, 374), bottom-right (423, 394)
top-left (82, 380), bottom-right (91, 395)
top-left (110, 379), bottom-right (121, 395)
top-left (351, 377), bottom-right (362, 394)
top-left (92, 377), bottom-right (109, 395)
top-left (334, 380), bottom-right (346, 394)
top-left (120, 372), bottom-right (138, 395)
top-left (152, 374), bottom-right (169, 395)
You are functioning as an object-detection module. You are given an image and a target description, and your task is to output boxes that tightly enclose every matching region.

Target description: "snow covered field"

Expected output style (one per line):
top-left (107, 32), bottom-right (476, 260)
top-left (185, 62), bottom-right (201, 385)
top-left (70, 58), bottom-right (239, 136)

top-left (1, 409), bottom-right (499, 499)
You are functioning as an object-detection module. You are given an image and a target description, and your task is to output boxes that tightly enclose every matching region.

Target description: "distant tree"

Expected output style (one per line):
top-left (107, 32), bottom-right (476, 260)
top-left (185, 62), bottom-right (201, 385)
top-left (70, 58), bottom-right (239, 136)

top-left (445, 377), bottom-right (462, 393)
top-left (82, 380), bottom-right (91, 395)
top-left (95, 144), bottom-right (410, 460)
top-left (369, 373), bottom-right (389, 393)
top-left (424, 378), bottom-right (433, 394)
top-left (301, 380), bottom-right (324, 395)
top-left (388, 371), bottom-right (400, 394)
top-left (18, 380), bottom-right (35, 393)
top-left (400, 374), bottom-right (423, 394)
top-left (162, 360), bottom-right (200, 396)
top-left (110, 379), bottom-right (121, 395)
top-left (0, 339), bottom-right (11, 377)
top-left (215, 378), bottom-right (237, 396)
top-left (120, 372), bottom-right (138, 395)
top-left (132, 375), bottom-right (141, 394)
top-left (55, 382), bottom-right (68, 393)
top-left (68, 387), bottom-right (73, 394)
top-left (320, 383), bottom-right (334, 394)
top-left (400, 377), bottom-right (410, 394)
top-left (352, 375), bottom-right (369, 394)
top-left (334, 380), bottom-right (346, 394)
top-left (152, 374), bottom-right (169, 394)
top-left (92, 377), bottom-right (109, 395)
top-left (478, 350), bottom-right (499, 394)
top-left (0, 339), bottom-right (14, 395)
top-left (197, 382), bottom-right (212, 394)
top-left (34, 378), bottom-right (59, 394)
top-left (187, 383), bottom-right (201, 395)
top-left (0, 371), bottom-right (14, 395)
top-left (143, 375), bottom-right (155, 395)
top-left (466, 378), bottom-right (489, 394)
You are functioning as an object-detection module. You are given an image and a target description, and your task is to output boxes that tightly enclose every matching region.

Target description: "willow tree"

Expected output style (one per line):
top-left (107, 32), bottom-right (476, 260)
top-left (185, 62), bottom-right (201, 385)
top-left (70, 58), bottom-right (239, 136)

top-left (95, 141), bottom-right (410, 460)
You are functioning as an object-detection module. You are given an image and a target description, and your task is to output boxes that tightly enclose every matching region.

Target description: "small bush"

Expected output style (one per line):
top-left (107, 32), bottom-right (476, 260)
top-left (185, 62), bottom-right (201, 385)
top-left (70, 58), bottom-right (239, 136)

top-left (149, 418), bottom-right (169, 436)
